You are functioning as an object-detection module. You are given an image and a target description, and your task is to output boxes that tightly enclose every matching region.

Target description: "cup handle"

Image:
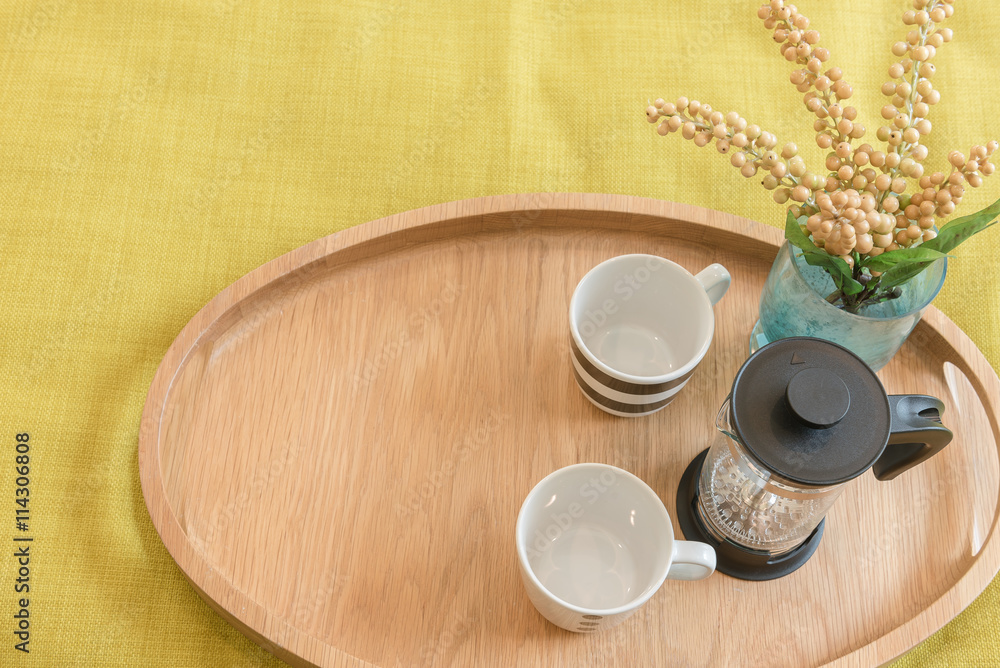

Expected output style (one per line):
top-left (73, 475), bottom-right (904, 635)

top-left (695, 264), bottom-right (731, 305)
top-left (666, 540), bottom-right (716, 581)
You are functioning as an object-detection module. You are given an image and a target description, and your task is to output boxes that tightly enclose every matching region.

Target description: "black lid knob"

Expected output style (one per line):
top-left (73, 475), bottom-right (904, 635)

top-left (785, 368), bottom-right (850, 429)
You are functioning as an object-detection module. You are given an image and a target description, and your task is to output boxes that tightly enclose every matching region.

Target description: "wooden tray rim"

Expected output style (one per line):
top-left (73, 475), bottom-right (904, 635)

top-left (137, 193), bottom-right (1000, 668)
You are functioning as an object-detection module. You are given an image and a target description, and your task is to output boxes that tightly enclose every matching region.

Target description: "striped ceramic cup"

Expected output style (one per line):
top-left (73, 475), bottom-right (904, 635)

top-left (569, 255), bottom-right (730, 417)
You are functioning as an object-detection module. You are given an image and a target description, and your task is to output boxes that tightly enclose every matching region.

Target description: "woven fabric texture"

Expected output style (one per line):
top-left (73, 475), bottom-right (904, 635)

top-left (1, 0), bottom-right (999, 665)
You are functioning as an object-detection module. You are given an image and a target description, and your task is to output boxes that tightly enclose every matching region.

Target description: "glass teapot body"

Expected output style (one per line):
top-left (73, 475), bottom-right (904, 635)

top-left (697, 398), bottom-right (845, 556)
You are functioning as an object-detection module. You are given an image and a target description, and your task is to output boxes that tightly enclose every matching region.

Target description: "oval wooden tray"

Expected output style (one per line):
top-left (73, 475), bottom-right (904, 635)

top-left (139, 194), bottom-right (1000, 667)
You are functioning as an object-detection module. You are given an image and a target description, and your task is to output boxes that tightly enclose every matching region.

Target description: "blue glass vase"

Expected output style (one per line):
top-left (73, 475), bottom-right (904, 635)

top-left (750, 242), bottom-right (947, 371)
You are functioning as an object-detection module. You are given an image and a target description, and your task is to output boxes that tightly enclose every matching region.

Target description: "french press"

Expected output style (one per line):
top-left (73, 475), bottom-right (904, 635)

top-left (676, 337), bottom-right (953, 580)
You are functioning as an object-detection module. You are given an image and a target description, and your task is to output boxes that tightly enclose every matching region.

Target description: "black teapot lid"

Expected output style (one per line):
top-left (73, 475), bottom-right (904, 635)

top-left (730, 337), bottom-right (891, 486)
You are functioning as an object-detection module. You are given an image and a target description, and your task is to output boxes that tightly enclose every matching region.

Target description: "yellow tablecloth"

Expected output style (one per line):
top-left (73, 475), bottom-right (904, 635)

top-left (2, 0), bottom-right (998, 665)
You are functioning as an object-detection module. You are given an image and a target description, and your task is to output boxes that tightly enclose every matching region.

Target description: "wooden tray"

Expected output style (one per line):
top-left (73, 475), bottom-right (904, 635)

top-left (139, 194), bottom-right (1000, 667)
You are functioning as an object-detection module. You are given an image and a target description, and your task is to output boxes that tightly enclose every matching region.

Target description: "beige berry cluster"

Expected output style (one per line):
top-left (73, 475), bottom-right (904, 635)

top-left (645, 0), bottom-right (996, 269)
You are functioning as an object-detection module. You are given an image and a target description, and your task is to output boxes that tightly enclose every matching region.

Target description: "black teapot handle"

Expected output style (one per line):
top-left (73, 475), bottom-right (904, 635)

top-left (873, 395), bottom-right (953, 481)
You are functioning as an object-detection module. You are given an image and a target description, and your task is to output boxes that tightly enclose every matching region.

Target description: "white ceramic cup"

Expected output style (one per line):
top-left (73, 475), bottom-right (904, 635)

top-left (569, 255), bottom-right (730, 416)
top-left (515, 463), bottom-right (716, 633)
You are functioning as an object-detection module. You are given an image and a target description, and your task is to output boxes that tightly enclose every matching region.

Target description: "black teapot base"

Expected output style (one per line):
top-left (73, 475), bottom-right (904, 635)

top-left (676, 448), bottom-right (825, 581)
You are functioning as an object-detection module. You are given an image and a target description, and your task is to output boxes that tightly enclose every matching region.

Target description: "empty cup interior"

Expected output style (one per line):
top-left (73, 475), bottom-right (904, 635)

top-left (571, 256), bottom-right (713, 378)
top-left (517, 464), bottom-right (672, 612)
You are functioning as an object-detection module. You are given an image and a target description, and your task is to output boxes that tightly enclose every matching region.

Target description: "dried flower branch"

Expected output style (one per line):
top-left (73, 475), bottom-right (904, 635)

top-left (645, 0), bottom-right (998, 312)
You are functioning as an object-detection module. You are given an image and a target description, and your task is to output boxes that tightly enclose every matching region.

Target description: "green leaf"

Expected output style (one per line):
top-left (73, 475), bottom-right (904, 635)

top-left (841, 277), bottom-right (864, 296)
top-left (861, 246), bottom-right (949, 273)
top-left (872, 197), bottom-right (1000, 290)
top-left (802, 251), bottom-right (864, 295)
top-left (877, 259), bottom-right (936, 290)
top-left (921, 196), bottom-right (1000, 255)
top-left (784, 210), bottom-right (820, 254)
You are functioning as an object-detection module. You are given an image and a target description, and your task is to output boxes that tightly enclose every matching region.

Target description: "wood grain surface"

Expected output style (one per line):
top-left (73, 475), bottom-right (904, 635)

top-left (138, 194), bottom-right (1000, 667)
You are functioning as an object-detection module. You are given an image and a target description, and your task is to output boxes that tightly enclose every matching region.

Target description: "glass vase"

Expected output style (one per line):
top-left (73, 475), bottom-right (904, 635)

top-left (750, 242), bottom-right (947, 371)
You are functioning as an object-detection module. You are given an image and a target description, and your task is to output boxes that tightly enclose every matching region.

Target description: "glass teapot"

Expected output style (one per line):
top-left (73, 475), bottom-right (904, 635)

top-left (676, 337), bottom-right (953, 580)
